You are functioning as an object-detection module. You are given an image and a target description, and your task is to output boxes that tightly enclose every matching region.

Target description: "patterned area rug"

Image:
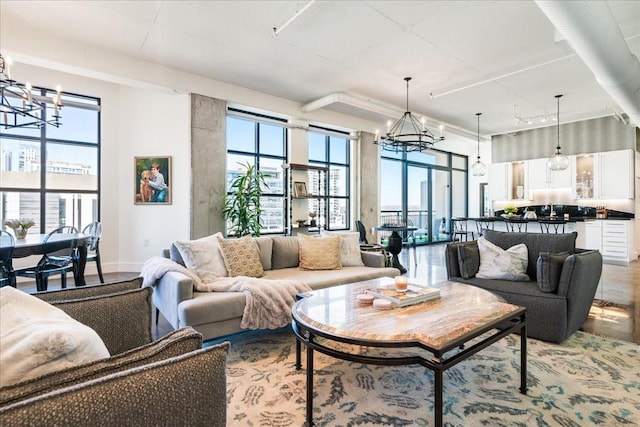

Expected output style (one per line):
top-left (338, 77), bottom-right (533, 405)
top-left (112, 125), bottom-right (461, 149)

top-left (215, 328), bottom-right (640, 426)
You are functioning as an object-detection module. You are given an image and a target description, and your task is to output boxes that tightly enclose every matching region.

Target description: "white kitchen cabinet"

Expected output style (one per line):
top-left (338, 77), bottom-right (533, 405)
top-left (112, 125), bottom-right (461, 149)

top-left (584, 221), bottom-right (603, 252)
top-left (582, 219), bottom-right (636, 263)
top-left (573, 149), bottom-right (633, 199)
top-left (528, 157), bottom-right (572, 191)
top-left (597, 150), bottom-right (633, 199)
top-left (488, 161), bottom-right (528, 201)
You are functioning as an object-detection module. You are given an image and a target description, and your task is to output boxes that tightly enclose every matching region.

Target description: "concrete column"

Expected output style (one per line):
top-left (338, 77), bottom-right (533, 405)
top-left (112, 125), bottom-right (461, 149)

top-left (359, 131), bottom-right (381, 243)
top-left (190, 94), bottom-right (226, 239)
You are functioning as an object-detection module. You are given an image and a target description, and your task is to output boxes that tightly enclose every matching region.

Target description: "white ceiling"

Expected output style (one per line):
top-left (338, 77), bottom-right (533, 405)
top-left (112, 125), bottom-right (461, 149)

top-left (1, 0), bottom-right (638, 137)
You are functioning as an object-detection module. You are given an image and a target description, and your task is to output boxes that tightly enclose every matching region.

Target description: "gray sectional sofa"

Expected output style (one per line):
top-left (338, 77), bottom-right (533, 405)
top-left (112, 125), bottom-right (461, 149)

top-left (445, 229), bottom-right (603, 343)
top-left (152, 235), bottom-right (400, 341)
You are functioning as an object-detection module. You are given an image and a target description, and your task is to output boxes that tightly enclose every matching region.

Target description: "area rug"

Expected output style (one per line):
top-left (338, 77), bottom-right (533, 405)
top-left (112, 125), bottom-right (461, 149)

top-left (215, 328), bottom-right (639, 426)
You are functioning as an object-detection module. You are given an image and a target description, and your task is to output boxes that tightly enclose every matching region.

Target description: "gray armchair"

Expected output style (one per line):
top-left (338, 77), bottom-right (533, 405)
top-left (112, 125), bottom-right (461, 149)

top-left (445, 229), bottom-right (603, 343)
top-left (0, 279), bottom-right (229, 426)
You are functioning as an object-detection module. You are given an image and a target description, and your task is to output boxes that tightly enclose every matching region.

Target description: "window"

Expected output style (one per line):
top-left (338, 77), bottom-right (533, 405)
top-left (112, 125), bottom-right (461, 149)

top-left (226, 111), bottom-right (287, 234)
top-left (0, 89), bottom-right (100, 234)
top-left (380, 148), bottom-right (468, 244)
top-left (308, 127), bottom-right (350, 230)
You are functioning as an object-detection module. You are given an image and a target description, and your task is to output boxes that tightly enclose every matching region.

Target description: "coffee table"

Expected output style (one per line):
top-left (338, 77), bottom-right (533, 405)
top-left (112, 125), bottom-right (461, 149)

top-left (292, 279), bottom-right (527, 427)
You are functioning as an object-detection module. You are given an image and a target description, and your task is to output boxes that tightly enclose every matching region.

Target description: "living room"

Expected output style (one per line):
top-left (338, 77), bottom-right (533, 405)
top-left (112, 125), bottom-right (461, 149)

top-left (1, 1), bottom-right (639, 425)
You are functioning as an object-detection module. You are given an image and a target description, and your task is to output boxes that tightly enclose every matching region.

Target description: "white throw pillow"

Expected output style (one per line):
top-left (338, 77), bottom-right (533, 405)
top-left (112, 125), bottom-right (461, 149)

top-left (320, 230), bottom-right (364, 267)
top-left (476, 237), bottom-right (530, 281)
top-left (173, 232), bottom-right (228, 281)
top-left (0, 286), bottom-right (110, 387)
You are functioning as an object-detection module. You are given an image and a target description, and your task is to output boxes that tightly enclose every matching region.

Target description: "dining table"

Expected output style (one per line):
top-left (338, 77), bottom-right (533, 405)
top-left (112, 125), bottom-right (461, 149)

top-left (5, 233), bottom-right (91, 286)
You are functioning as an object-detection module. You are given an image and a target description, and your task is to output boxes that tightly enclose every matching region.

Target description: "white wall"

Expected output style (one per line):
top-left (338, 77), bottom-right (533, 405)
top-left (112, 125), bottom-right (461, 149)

top-left (4, 38), bottom-right (483, 272)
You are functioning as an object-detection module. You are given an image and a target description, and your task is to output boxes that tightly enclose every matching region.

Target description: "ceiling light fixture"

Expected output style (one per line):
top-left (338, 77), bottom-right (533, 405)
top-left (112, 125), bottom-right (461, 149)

top-left (548, 94), bottom-right (569, 171)
top-left (374, 77), bottom-right (445, 152)
top-left (1, 53), bottom-right (62, 129)
top-left (471, 113), bottom-right (487, 176)
top-left (513, 104), bottom-right (557, 126)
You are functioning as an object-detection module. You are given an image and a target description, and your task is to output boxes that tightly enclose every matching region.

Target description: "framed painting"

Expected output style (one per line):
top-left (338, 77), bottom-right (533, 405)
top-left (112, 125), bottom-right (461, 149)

top-left (294, 181), bottom-right (307, 197)
top-left (134, 156), bottom-right (172, 204)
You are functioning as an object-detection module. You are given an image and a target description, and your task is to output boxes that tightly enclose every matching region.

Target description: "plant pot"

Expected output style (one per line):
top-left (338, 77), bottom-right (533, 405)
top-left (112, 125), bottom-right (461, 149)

top-left (14, 229), bottom-right (28, 239)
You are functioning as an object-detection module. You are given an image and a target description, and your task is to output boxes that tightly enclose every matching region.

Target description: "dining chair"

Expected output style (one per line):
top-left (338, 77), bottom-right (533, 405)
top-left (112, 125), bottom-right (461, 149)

top-left (355, 220), bottom-right (369, 244)
top-left (0, 230), bottom-right (16, 287)
top-left (474, 218), bottom-right (495, 237)
top-left (539, 219), bottom-right (566, 234)
top-left (451, 218), bottom-right (474, 242)
top-left (15, 226), bottom-right (79, 292)
top-left (83, 221), bottom-right (104, 283)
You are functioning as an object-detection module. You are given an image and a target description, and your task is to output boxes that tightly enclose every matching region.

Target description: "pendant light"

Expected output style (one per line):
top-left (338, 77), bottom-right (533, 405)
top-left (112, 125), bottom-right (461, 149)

top-left (471, 113), bottom-right (487, 176)
top-left (548, 94), bottom-right (569, 171)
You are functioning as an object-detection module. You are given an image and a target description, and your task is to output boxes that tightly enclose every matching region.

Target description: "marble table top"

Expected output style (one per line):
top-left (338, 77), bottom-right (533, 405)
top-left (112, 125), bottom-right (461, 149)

top-left (293, 279), bottom-right (525, 352)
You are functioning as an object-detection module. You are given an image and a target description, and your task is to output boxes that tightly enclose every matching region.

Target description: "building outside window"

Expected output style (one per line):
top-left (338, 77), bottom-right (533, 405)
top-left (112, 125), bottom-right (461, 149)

top-left (0, 90), bottom-right (100, 235)
top-left (308, 127), bottom-right (350, 230)
top-left (226, 110), bottom-right (287, 234)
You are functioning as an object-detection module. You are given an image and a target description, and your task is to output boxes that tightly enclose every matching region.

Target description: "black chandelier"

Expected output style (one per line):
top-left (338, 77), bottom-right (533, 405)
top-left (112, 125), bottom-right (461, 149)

top-left (1, 53), bottom-right (62, 130)
top-left (374, 77), bottom-right (444, 152)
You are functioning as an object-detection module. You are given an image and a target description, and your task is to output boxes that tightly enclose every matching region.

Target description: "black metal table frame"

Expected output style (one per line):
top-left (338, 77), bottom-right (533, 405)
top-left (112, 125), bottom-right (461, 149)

top-left (292, 310), bottom-right (527, 427)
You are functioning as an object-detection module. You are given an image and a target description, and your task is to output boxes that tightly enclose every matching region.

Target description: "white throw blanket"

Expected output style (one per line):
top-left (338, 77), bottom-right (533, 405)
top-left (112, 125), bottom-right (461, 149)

top-left (140, 257), bottom-right (311, 329)
top-left (140, 256), bottom-right (203, 287)
top-left (202, 276), bottom-right (311, 330)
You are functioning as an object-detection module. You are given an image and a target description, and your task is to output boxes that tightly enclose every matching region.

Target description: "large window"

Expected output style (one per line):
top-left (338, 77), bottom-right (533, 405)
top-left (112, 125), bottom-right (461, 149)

top-left (308, 127), bottom-right (350, 230)
top-left (226, 111), bottom-right (287, 234)
top-left (380, 148), bottom-right (467, 244)
top-left (0, 90), bottom-right (100, 234)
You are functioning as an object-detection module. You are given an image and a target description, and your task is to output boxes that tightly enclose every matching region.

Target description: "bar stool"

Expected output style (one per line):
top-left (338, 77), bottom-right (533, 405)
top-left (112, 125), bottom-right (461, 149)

top-left (451, 218), bottom-right (474, 241)
top-left (504, 218), bottom-right (528, 233)
top-left (475, 217), bottom-right (496, 237)
top-left (539, 219), bottom-right (566, 233)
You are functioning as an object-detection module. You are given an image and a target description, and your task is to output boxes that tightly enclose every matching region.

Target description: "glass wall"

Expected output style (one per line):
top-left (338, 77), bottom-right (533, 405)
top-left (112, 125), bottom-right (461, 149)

top-left (380, 148), bottom-right (468, 244)
top-left (0, 90), bottom-right (100, 236)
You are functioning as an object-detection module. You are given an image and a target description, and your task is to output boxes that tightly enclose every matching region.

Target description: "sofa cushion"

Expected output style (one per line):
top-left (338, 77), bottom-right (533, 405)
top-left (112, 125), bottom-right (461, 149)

top-left (482, 229), bottom-right (577, 280)
top-left (457, 242), bottom-right (479, 279)
top-left (216, 235), bottom-right (264, 278)
top-left (476, 237), bottom-right (529, 281)
top-left (0, 287), bottom-right (110, 388)
top-left (536, 252), bottom-right (570, 293)
top-left (320, 230), bottom-right (365, 267)
top-left (174, 232), bottom-right (228, 281)
top-left (254, 236), bottom-right (273, 271)
top-left (298, 234), bottom-right (341, 270)
top-left (0, 327), bottom-right (203, 406)
top-left (271, 236), bottom-right (300, 269)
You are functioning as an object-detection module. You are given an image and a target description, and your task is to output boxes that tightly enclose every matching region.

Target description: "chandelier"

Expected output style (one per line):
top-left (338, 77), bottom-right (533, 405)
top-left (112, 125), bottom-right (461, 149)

top-left (1, 53), bottom-right (62, 130)
top-left (374, 77), bottom-right (444, 152)
top-left (547, 94), bottom-right (569, 171)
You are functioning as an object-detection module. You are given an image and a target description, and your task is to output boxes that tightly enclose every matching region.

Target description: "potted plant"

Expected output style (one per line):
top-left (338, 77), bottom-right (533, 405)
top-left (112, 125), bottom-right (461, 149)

top-left (4, 218), bottom-right (35, 239)
top-left (222, 162), bottom-right (270, 237)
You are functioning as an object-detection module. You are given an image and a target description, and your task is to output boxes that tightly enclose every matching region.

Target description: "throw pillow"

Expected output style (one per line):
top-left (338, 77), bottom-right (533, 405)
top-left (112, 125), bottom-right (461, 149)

top-left (216, 235), bottom-right (265, 278)
top-left (457, 242), bottom-right (480, 279)
top-left (476, 237), bottom-right (529, 281)
top-left (536, 252), bottom-right (570, 293)
top-left (297, 234), bottom-right (342, 270)
top-left (173, 232), bottom-right (228, 281)
top-left (271, 236), bottom-right (300, 269)
top-left (320, 230), bottom-right (364, 267)
top-left (0, 287), bottom-right (110, 388)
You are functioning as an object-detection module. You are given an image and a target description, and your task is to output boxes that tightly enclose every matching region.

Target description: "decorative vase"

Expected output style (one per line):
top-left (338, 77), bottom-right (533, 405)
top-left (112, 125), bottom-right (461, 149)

top-left (14, 228), bottom-right (28, 239)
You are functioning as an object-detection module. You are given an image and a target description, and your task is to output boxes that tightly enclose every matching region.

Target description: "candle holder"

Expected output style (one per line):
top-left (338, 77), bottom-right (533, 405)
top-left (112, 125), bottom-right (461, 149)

top-left (394, 276), bottom-right (408, 293)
